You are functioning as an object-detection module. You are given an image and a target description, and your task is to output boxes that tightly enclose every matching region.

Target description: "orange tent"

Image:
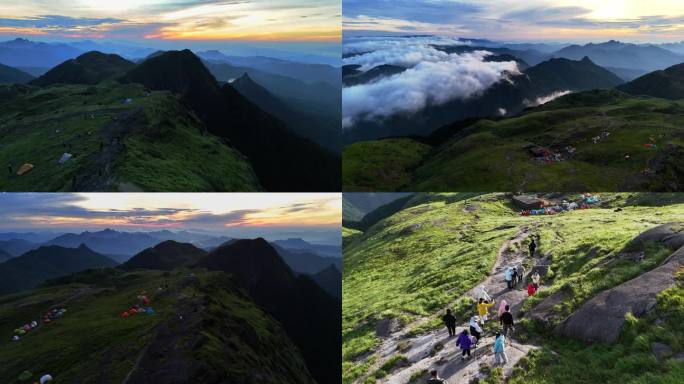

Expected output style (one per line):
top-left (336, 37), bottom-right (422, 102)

top-left (16, 163), bottom-right (34, 176)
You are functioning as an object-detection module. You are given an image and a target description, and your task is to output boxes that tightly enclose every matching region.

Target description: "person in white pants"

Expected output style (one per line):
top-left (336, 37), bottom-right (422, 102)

top-left (492, 332), bottom-right (508, 366)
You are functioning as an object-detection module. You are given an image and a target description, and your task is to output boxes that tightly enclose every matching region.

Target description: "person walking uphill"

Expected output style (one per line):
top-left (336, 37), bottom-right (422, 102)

top-left (492, 332), bottom-right (508, 366)
top-left (499, 305), bottom-right (514, 337)
top-left (531, 270), bottom-right (541, 289)
top-left (504, 267), bottom-right (513, 289)
top-left (442, 309), bottom-right (457, 336)
top-left (456, 330), bottom-right (474, 360)
top-left (529, 238), bottom-right (537, 257)
top-left (427, 370), bottom-right (448, 384)
top-left (477, 298), bottom-right (495, 322)
top-left (469, 316), bottom-right (483, 344)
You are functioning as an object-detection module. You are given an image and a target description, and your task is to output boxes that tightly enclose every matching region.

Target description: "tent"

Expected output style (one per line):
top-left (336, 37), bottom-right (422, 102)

top-left (58, 153), bottom-right (73, 164)
top-left (17, 370), bottom-right (32, 381)
top-left (16, 163), bottom-right (34, 176)
top-left (12, 335), bottom-right (20, 341)
top-left (40, 374), bottom-right (53, 384)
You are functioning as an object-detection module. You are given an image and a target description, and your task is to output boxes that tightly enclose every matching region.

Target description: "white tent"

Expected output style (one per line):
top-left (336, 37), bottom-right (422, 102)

top-left (58, 153), bottom-right (72, 164)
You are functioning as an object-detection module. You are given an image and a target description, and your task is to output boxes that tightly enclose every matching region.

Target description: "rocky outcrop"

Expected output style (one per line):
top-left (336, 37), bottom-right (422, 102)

top-left (554, 224), bottom-right (684, 343)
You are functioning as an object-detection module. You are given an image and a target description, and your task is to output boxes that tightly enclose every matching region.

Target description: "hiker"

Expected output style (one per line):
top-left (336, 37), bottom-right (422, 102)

top-left (492, 332), bottom-right (508, 366)
top-left (527, 283), bottom-right (537, 296)
top-left (504, 267), bottom-right (513, 289)
top-left (477, 298), bottom-right (495, 323)
top-left (469, 316), bottom-right (483, 344)
top-left (456, 329), bottom-right (473, 360)
top-left (529, 238), bottom-right (537, 257)
top-left (500, 305), bottom-right (514, 337)
top-left (442, 309), bottom-right (457, 336)
top-left (511, 267), bottom-right (519, 287)
top-left (518, 265), bottom-right (526, 284)
top-left (427, 370), bottom-right (447, 384)
top-left (531, 271), bottom-right (541, 289)
top-left (475, 285), bottom-right (491, 302)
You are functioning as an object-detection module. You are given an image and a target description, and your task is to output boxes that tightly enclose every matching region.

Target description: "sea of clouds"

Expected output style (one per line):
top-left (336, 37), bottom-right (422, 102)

top-left (342, 36), bottom-right (521, 128)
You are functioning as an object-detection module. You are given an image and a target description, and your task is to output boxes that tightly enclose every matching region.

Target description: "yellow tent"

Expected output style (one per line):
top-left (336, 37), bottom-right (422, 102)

top-left (16, 163), bottom-right (34, 176)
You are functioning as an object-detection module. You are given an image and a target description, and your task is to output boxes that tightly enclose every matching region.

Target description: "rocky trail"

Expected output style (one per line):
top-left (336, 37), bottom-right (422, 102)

top-left (356, 224), bottom-right (548, 383)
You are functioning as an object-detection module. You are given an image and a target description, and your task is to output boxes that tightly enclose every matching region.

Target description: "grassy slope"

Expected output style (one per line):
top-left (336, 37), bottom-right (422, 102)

top-left (0, 268), bottom-right (312, 383)
top-left (342, 193), bottom-right (684, 383)
top-left (342, 91), bottom-right (684, 191)
top-left (0, 83), bottom-right (260, 191)
top-left (343, 139), bottom-right (431, 192)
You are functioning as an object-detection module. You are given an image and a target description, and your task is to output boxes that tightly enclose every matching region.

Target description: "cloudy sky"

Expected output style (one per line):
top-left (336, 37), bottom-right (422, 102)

top-left (0, 193), bottom-right (341, 241)
top-left (344, 0), bottom-right (684, 42)
top-left (0, 0), bottom-right (340, 58)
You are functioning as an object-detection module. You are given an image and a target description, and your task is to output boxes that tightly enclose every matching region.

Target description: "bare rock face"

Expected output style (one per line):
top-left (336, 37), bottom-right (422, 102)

top-left (555, 224), bottom-right (684, 343)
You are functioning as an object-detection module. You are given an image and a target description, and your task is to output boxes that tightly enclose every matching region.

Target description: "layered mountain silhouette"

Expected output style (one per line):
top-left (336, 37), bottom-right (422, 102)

top-left (31, 51), bottom-right (135, 86)
top-left (121, 240), bottom-right (207, 270)
top-left (0, 249), bottom-right (11, 263)
top-left (196, 238), bottom-right (342, 384)
top-left (122, 50), bottom-right (339, 191)
top-left (617, 62), bottom-right (684, 99)
top-left (0, 62), bottom-right (34, 83)
top-left (275, 246), bottom-right (342, 275)
top-left (311, 264), bottom-right (342, 299)
top-left (0, 244), bottom-right (117, 293)
top-left (43, 229), bottom-right (161, 258)
top-left (0, 38), bottom-right (82, 69)
top-left (552, 40), bottom-right (684, 72)
top-left (272, 238), bottom-right (341, 257)
top-left (0, 238), bottom-right (35, 257)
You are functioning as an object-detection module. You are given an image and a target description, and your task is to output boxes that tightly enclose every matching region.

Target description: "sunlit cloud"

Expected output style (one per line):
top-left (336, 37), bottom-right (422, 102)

top-left (0, 193), bottom-right (341, 231)
top-left (0, 0), bottom-right (340, 42)
top-left (343, 0), bottom-right (684, 42)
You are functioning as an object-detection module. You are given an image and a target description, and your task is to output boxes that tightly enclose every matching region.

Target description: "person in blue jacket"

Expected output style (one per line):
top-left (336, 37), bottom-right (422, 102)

top-left (456, 329), bottom-right (473, 360)
top-left (492, 332), bottom-right (508, 366)
top-left (504, 267), bottom-right (513, 289)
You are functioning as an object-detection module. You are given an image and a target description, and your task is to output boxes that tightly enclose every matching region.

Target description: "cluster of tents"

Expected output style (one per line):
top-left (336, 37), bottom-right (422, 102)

top-left (531, 145), bottom-right (577, 164)
top-left (12, 321), bottom-right (38, 341)
top-left (120, 293), bottom-right (155, 318)
top-left (520, 194), bottom-right (600, 216)
top-left (11, 308), bottom-right (67, 341)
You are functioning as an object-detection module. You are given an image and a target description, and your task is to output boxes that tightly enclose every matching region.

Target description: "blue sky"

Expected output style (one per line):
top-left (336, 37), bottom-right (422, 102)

top-left (343, 0), bottom-right (684, 43)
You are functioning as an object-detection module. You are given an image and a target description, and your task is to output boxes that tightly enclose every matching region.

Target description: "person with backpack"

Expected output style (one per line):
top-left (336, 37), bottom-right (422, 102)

top-left (529, 238), bottom-right (537, 257)
top-left (469, 316), bottom-right (483, 344)
top-left (504, 267), bottom-right (513, 289)
top-left (456, 329), bottom-right (473, 360)
top-left (531, 270), bottom-right (541, 289)
top-left (492, 332), bottom-right (508, 366)
top-left (477, 298), bottom-right (495, 322)
top-left (499, 305), bottom-right (514, 337)
top-left (427, 370), bottom-right (447, 383)
top-left (442, 309), bottom-right (457, 336)
top-left (511, 267), bottom-right (519, 287)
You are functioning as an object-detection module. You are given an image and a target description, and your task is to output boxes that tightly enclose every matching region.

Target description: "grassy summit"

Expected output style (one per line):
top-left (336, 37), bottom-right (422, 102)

top-left (0, 82), bottom-right (260, 191)
top-left (342, 193), bottom-right (684, 383)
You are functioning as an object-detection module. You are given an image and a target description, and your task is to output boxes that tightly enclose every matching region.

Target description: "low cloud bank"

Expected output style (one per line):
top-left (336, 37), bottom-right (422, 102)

top-left (342, 36), bottom-right (520, 128)
top-left (523, 90), bottom-right (572, 107)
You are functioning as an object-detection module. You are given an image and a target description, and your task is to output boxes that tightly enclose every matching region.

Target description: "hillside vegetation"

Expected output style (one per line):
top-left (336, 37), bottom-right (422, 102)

top-left (344, 90), bottom-right (684, 191)
top-left (343, 193), bottom-right (684, 383)
top-left (0, 82), bottom-right (260, 191)
top-left (0, 268), bottom-right (315, 383)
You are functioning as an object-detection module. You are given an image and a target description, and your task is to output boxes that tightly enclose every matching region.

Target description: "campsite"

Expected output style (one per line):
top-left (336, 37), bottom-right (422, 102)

top-left (342, 192), bottom-right (684, 383)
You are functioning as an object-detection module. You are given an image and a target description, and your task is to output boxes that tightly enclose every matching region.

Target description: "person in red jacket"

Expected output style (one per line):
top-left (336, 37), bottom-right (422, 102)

top-left (527, 283), bottom-right (537, 296)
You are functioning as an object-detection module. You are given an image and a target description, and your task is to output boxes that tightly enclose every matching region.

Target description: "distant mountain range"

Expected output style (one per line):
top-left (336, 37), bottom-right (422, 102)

top-left (30, 51), bottom-right (135, 86)
top-left (0, 244), bottom-right (117, 293)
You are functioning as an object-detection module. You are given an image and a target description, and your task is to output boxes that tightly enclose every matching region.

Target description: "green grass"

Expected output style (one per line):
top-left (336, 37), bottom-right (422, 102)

top-left (342, 193), bottom-right (684, 383)
top-left (342, 91), bottom-right (684, 191)
top-left (0, 82), bottom-right (260, 191)
top-left (0, 268), bottom-right (313, 383)
top-left (342, 138), bottom-right (431, 191)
